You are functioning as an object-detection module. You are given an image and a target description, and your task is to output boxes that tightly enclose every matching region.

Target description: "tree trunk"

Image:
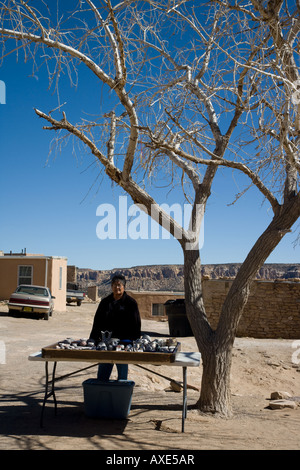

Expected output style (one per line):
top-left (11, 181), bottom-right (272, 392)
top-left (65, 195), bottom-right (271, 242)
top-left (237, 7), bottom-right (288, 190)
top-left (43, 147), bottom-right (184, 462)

top-left (183, 247), bottom-right (234, 417)
top-left (183, 194), bottom-right (300, 418)
top-left (197, 342), bottom-right (234, 416)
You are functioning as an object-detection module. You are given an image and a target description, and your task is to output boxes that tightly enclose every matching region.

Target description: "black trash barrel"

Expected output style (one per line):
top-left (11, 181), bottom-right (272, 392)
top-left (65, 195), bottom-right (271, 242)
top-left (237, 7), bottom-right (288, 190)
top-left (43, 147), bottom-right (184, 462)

top-left (164, 299), bottom-right (193, 337)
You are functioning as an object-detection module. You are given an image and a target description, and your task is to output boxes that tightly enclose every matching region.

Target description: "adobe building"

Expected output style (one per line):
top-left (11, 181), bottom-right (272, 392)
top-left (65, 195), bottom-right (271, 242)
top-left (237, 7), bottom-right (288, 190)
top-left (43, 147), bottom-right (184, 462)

top-left (127, 290), bottom-right (184, 319)
top-left (0, 250), bottom-right (67, 311)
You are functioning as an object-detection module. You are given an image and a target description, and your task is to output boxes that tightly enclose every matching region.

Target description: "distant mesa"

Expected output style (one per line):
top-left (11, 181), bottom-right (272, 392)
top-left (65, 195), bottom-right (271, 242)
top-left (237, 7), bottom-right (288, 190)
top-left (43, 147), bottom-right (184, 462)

top-left (74, 263), bottom-right (300, 296)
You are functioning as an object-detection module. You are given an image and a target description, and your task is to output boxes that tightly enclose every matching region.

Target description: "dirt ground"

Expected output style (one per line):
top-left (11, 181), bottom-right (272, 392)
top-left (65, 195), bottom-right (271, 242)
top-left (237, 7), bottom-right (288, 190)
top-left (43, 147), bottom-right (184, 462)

top-left (0, 300), bottom-right (300, 451)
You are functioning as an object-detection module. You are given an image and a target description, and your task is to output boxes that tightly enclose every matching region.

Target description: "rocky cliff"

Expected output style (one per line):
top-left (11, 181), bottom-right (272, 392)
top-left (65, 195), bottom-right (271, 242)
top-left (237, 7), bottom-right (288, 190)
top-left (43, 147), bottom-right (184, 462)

top-left (75, 263), bottom-right (300, 296)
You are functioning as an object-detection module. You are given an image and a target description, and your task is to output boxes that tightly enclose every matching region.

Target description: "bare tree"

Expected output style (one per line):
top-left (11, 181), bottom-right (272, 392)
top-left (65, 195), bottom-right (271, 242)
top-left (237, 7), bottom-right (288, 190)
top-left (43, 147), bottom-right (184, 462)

top-left (1, 0), bottom-right (299, 417)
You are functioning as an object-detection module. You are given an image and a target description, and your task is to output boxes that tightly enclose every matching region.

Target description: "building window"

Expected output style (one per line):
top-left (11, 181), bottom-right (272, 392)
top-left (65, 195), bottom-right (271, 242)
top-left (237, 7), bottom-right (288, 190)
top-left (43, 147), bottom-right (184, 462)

top-left (152, 303), bottom-right (165, 316)
top-left (59, 267), bottom-right (63, 290)
top-left (18, 265), bottom-right (33, 285)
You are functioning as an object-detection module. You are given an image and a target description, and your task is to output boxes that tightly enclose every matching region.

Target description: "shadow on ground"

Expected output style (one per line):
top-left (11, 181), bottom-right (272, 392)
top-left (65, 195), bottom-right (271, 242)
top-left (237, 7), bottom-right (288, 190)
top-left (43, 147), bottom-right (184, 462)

top-left (0, 384), bottom-right (184, 447)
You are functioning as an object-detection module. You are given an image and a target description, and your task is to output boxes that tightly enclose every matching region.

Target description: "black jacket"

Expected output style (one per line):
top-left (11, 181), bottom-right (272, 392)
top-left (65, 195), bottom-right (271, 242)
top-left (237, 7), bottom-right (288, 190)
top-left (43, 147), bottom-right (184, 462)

top-left (89, 291), bottom-right (141, 342)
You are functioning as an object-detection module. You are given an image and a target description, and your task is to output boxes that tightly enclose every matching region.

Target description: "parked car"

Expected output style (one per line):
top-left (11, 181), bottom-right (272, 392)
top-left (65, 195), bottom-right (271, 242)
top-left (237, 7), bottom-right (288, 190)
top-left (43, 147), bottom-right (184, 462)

top-left (66, 290), bottom-right (85, 306)
top-left (8, 284), bottom-right (55, 320)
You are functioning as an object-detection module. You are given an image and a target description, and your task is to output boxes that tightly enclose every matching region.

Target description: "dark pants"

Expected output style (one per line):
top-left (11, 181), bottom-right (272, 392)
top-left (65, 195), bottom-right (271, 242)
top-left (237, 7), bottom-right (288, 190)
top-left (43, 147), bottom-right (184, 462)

top-left (97, 363), bottom-right (128, 381)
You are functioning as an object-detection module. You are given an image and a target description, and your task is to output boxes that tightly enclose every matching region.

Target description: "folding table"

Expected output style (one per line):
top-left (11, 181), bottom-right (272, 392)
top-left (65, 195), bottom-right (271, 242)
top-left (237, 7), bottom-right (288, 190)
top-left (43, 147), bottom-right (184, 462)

top-left (28, 350), bottom-right (201, 432)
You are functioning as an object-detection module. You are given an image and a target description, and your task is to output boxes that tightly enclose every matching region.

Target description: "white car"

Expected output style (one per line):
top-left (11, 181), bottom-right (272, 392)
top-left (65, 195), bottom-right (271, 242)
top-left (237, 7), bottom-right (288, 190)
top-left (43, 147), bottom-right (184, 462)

top-left (8, 284), bottom-right (55, 320)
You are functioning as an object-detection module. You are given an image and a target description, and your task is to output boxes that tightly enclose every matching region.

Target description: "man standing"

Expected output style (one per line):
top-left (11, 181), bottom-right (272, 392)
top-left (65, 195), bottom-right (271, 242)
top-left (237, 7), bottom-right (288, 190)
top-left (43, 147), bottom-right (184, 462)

top-left (89, 274), bottom-right (141, 380)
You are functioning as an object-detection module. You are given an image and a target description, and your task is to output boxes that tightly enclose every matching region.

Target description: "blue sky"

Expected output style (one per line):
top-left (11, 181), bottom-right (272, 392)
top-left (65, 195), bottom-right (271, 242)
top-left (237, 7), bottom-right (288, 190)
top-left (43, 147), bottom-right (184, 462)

top-left (0, 32), bottom-right (299, 271)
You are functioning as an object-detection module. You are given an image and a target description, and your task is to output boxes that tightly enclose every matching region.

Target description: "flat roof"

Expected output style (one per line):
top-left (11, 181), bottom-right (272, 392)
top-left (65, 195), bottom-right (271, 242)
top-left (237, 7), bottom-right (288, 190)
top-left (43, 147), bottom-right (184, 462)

top-left (0, 255), bottom-right (67, 260)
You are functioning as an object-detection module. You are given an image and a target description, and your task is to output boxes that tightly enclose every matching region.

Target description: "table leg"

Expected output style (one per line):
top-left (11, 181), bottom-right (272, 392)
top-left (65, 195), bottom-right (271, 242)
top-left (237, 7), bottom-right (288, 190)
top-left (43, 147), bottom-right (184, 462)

top-left (182, 366), bottom-right (187, 432)
top-left (40, 361), bottom-right (57, 427)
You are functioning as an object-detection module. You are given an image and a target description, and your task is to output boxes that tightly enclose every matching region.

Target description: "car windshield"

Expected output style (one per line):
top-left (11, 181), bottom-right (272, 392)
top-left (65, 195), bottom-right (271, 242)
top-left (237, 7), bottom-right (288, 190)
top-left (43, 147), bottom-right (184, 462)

top-left (16, 286), bottom-right (48, 297)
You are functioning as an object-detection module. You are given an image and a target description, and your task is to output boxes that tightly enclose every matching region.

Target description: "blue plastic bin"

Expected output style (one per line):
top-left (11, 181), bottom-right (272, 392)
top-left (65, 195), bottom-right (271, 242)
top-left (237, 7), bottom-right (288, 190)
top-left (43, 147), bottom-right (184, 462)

top-left (82, 379), bottom-right (135, 419)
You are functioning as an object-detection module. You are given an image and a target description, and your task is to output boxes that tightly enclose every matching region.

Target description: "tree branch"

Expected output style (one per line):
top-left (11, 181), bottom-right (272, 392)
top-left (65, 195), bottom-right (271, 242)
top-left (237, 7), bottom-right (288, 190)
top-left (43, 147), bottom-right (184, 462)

top-left (0, 27), bottom-right (114, 86)
top-left (147, 138), bottom-right (280, 213)
top-left (34, 107), bottom-right (189, 244)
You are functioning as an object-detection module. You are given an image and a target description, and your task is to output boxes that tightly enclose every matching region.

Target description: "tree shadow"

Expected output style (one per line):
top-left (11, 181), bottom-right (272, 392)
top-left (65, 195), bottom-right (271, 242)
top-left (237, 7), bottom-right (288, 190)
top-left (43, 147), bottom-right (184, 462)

top-left (0, 388), bottom-right (129, 440)
top-left (0, 385), bottom-right (185, 442)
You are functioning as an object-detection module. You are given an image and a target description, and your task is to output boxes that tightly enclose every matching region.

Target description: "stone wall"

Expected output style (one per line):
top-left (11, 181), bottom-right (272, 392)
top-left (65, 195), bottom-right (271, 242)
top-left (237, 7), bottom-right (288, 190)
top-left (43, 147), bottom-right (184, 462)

top-left (130, 280), bottom-right (300, 339)
top-left (67, 265), bottom-right (77, 284)
top-left (87, 286), bottom-right (99, 302)
top-left (202, 279), bottom-right (300, 339)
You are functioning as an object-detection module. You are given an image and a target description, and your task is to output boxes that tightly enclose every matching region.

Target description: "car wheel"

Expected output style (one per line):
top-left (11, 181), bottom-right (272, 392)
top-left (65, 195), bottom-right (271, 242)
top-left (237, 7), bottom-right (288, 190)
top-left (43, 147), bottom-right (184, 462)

top-left (77, 300), bottom-right (82, 306)
top-left (44, 312), bottom-right (49, 320)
